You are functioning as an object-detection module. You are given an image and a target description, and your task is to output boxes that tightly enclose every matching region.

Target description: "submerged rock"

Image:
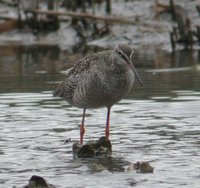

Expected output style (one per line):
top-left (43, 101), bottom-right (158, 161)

top-left (72, 136), bottom-right (112, 158)
top-left (23, 175), bottom-right (55, 188)
top-left (72, 137), bottom-right (154, 173)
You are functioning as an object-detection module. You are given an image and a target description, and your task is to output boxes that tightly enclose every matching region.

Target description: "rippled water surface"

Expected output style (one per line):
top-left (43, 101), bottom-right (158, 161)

top-left (0, 45), bottom-right (200, 188)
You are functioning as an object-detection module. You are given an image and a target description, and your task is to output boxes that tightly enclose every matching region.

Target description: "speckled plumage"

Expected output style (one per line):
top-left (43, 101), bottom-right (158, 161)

top-left (54, 46), bottom-right (135, 108)
top-left (53, 44), bottom-right (142, 144)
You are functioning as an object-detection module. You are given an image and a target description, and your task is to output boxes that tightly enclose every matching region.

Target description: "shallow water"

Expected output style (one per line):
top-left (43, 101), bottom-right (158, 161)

top-left (0, 45), bottom-right (200, 188)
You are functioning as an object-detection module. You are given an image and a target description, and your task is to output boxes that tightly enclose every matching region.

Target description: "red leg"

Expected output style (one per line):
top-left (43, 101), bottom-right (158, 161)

top-left (105, 107), bottom-right (111, 140)
top-left (80, 108), bottom-right (86, 145)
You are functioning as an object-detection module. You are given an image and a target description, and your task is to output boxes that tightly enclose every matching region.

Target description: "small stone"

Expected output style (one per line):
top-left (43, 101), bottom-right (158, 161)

top-left (127, 161), bottom-right (154, 173)
top-left (64, 138), bottom-right (71, 144)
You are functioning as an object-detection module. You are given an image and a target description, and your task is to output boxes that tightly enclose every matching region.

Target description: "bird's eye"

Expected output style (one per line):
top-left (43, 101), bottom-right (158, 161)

top-left (117, 50), bottom-right (128, 62)
top-left (118, 50), bottom-right (123, 57)
top-left (118, 50), bottom-right (126, 59)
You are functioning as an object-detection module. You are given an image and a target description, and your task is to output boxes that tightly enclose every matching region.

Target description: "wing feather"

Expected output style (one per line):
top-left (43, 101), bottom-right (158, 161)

top-left (53, 54), bottom-right (100, 98)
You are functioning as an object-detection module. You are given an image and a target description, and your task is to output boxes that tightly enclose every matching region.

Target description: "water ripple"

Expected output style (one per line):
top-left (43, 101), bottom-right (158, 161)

top-left (0, 91), bottom-right (200, 188)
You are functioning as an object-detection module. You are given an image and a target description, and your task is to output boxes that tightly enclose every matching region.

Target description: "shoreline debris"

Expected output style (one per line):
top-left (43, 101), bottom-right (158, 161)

top-left (156, 0), bottom-right (200, 51)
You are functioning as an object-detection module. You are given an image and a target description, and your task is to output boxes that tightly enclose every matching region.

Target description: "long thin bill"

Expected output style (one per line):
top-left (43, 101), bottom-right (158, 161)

top-left (129, 61), bottom-right (143, 86)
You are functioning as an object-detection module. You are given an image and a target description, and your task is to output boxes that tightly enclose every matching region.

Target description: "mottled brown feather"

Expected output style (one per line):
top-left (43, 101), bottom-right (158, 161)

top-left (53, 51), bottom-right (109, 98)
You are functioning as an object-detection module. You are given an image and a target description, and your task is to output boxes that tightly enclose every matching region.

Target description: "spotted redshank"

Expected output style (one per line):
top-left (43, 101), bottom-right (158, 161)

top-left (53, 44), bottom-right (142, 145)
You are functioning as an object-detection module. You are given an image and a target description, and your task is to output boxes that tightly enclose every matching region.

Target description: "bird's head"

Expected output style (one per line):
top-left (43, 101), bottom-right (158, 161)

top-left (113, 44), bottom-right (143, 86)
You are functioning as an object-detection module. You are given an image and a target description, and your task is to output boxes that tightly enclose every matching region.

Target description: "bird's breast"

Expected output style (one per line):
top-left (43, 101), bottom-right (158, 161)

top-left (101, 68), bottom-right (135, 102)
top-left (72, 66), bottom-right (134, 109)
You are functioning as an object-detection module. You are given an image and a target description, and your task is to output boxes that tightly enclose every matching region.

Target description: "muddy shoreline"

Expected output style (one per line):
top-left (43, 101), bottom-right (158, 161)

top-left (1, 0), bottom-right (200, 51)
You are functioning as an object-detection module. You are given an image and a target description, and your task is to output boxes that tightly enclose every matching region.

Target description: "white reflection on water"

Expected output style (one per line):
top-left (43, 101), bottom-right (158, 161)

top-left (0, 91), bottom-right (200, 188)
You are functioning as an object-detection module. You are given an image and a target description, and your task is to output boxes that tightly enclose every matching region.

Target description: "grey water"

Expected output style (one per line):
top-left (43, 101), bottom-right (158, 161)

top-left (0, 45), bottom-right (200, 188)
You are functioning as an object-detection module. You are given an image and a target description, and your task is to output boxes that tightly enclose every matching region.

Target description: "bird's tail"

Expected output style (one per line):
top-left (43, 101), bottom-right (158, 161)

top-left (53, 83), bottom-right (64, 97)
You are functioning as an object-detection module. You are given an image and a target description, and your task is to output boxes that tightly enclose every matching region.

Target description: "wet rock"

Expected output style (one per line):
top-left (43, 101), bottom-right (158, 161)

top-left (127, 161), bottom-right (154, 173)
top-left (72, 137), bottom-right (154, 173)
top-left (23, 175), bottom-right (55, 188)
top-left (73, 143), bottom-right (95, 158)
top-left (72, 136), bottom-right (112, 158)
